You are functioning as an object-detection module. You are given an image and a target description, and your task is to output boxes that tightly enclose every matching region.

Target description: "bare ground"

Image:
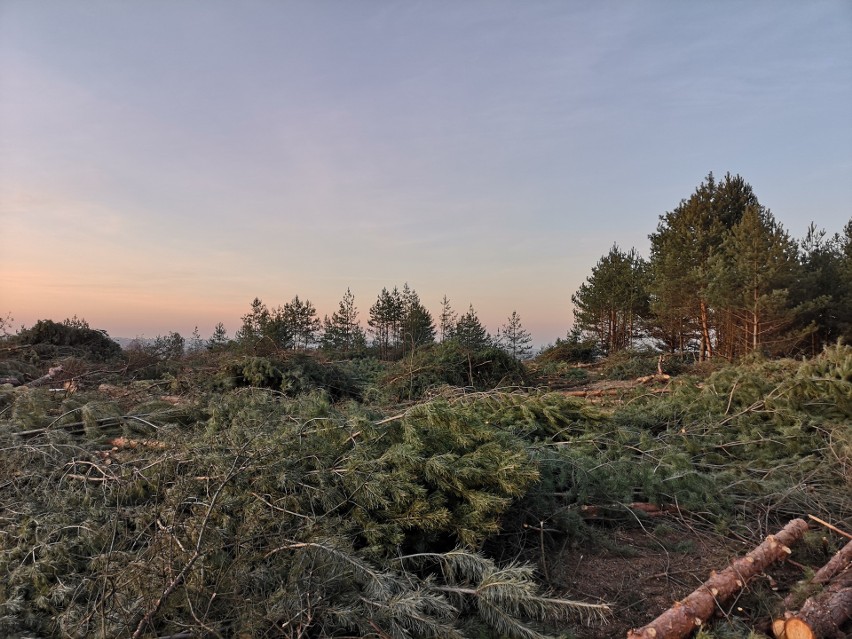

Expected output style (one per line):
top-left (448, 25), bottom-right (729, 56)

top-left (541, 518), bottom-right (824, 639)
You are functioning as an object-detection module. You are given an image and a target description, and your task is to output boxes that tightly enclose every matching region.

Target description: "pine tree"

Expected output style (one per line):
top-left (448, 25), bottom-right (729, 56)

top-left (498, 311), bottom-right (533, 360)
top-left (648, 172), bottom-right (759, 359)
top-left (264, 305), bottom-right (295, 349)
top-left (236, 297), bottom-right (270, 344)
top-left (207, 322), bottom-right (229, 350)
top-left (453, 305), bottom-right (491, 351)
top-left (369, 287), bottom-right (404, 359)
top-left (789, 223), bottom-right (852, 354)
top-left (401, 283), bottom-right (436, 354)
top-left (321, 288), bottom-right (366, 354)
top-left (283, 295), bottom-right (320, 350)
top-left (439, 295), bottom-right (458, 342)
top-left (189, 326), bottom-right (203, 352)
top-left (707, 206), bottom-right (799, 356)
top-left (571, 245), bottom-right (648, 355)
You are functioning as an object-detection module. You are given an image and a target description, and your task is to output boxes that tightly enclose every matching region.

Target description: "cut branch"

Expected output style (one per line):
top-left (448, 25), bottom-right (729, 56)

top-left (26, 365), bottom-right (64, 388)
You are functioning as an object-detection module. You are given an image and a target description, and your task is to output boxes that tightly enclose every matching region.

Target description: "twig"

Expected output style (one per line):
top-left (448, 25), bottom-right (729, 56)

top-left (808, 514), bottom-right (852, 540)
top-left (65, 474), bottom-right (112, 483)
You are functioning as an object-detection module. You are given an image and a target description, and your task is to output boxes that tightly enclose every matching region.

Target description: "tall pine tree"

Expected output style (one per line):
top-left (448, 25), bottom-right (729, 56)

top-left (453, 305), bottom-right (491, 351)
top-left (283, 295), bottom-right (320, 350)
top-left (321, 288), bottom-right (366, 354)
top-left (400, 283), bottom-right (436, 354)
top-left (438, 295), bottom-right (458, 342)
top-left (707, 206), bottom-right (799, 356)
top-left (571, 245), bottom-right (648, 355)
top-left (648, 173), bottom-right (758, 359)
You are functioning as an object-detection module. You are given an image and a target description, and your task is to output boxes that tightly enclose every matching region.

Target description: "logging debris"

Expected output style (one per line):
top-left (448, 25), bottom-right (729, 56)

top-left (626, 518), bottom-right (809, 639)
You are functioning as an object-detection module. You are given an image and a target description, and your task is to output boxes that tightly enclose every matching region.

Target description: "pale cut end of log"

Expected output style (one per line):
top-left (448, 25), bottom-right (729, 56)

top-left (771, 617), bottom-right (788, 639)
top-left (784, 618), bottom-right (820, 639)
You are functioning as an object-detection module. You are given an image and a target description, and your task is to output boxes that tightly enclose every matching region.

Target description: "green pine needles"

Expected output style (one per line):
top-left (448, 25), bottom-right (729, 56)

top-left (1, 343), bottom-right (849, 637)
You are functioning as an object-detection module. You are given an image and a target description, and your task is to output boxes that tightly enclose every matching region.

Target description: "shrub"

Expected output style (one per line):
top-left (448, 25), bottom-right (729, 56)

top-left (381, 342), bottom-right (528, 402)
top-left (16, 319), bottom-right (124, 362)
top-left (218, 352), bottom-right (360, 400)
top-left (536, 334), bottom-right (599, 364)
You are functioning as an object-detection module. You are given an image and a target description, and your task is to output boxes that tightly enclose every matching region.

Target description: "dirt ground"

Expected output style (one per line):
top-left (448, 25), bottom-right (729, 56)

top-left (543, 518), bottom-right (825, 639)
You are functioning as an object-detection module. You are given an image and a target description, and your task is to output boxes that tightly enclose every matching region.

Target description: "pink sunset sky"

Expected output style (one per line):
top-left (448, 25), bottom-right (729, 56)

top-left (2, 1), bottom-right (850, 346)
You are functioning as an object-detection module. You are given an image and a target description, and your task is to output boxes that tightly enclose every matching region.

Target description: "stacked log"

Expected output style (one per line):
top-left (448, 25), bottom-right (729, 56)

top-left (773, 539), bottom-right (852, 639)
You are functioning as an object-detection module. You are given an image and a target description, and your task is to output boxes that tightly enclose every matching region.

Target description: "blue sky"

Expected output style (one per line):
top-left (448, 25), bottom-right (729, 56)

top-left (1, 1), bottom-right (850, 346)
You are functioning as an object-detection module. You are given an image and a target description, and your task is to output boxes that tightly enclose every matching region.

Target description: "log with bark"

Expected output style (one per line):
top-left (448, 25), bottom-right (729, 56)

top-left (627, 518), bottom-right (809, 639)
top-left (774, 553), bottom-right (852, 639)
top-left (578, 502), bottom-right (679, 520)
top-left (25, 365), bottom-right (64, 388)
top-left (812, 540), bottom-right (852, 586)
top-left (784, 539), bottom-right (852, 609)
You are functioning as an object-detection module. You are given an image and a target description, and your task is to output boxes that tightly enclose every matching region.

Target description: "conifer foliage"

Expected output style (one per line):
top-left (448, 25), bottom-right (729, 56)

top-left (1, 323), bottom-right (850, 638)
top-left (321, 287), bottom-right (366, 354)
top-left (0, 387), bottom-right (606, 638)
top-left (571, 245), bottom-right (648, 355)
top-left (498, 311), bottom-right (534, 360)
top-left (573, 171), bottom-right (852, 359)
top-left (452, 305), bottom-right (492, 351)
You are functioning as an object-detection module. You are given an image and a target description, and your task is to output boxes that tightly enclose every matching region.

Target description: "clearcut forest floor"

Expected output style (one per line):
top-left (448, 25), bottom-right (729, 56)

top-left (546, 519), bottom-right (816, 638)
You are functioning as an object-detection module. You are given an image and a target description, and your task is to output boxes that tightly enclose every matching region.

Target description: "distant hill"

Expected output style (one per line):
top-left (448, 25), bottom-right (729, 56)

top-left (112, 336), bottom-right (154, 349)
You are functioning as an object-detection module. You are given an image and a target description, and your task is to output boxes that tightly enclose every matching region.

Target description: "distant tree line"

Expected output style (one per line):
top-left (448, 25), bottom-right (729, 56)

top-left (203, 284), bottom-right (534, 361)
top-left (571, 172), bottom-right (852, 359)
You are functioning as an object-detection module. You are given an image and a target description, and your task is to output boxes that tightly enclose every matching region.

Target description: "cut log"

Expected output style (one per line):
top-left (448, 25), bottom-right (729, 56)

top-left (579, 502), bottom-right (679, 520)
top-left (774, 566), bottom-right (852, 639)
top-left (26, 365), bottom-right (64, 388)
top-left (627, 518), bottom-right (809, 639)
top-left (813, 540), bottom-right (852, 586)
top-left (784, 539), bottom-right (852, 609)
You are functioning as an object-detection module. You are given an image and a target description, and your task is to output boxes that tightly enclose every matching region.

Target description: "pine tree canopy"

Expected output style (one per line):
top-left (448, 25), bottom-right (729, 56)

top-left (453, 305), bottom-right (492, 351)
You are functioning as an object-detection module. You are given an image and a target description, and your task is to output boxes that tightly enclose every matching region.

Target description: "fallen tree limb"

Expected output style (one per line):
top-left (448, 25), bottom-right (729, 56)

top-left (773, 565), bottom-right (852, 639)
top-left (627, 518), bottom-right (809, 639)
top-left (578, 502), bottom-right (679, 520)
top-left (26, 365), bottom-right (64, 388)
top-left (14, 412), bottom-right (165, 438)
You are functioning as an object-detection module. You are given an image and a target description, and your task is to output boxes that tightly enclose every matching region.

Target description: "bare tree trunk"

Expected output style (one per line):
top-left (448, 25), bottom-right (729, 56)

top-left (699, 300), bottom-right (713, 361)
top-left (753, 286), bottom-right (760, 353)
top-left (627, 519), bottom-right (809, 639)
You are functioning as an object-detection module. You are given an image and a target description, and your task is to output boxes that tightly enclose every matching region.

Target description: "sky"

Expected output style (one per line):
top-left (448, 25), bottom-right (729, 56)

top-left (1, 1), bottom-right (850, 347)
